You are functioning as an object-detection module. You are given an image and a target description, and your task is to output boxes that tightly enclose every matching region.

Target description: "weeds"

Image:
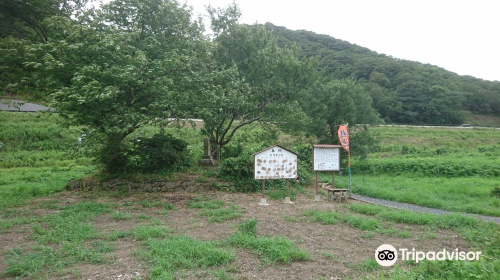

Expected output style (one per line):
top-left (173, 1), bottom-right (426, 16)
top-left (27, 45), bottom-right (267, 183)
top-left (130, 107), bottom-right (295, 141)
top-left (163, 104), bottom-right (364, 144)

top-left (4, 201), bottom-right (113, 277)
top-left (110, 211), bottom-right (133, 221)
top-left (141, 236), bottom-right (234, 280)
top-left (199, 205), bottom-right (243, 223)
top-left (302, 210), bottom-right (340, 225)
top-left (341, 214), bottom-right (380, 231)
top-left (187, 197), bottom-right (225, 209)
top-left (132, 225), bottom-right (173, 241)
top-left (228, 219), bottom-right (309, 264)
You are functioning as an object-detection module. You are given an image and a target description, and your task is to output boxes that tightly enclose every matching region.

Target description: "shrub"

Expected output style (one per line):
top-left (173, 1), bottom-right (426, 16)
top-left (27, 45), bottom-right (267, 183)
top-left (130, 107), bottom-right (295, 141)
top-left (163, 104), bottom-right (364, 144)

top-left (491, 186), bottom-right (500, 198)
top-left (219, 145), bottom-right (264, 178)
top-left (127, 133), bottom-right (190, 173)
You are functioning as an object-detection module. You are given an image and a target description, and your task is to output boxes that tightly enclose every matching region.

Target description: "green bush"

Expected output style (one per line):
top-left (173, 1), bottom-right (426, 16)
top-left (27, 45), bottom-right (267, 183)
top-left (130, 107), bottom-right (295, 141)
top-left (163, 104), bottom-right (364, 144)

top-left (222, 142), bottom-right (244, 159)
top-left (127, 133), bottom-right (190, 173)
top-left (491, 186), bottom-right (500, 198)
top-left (219, 145), bottom-right (264, 178)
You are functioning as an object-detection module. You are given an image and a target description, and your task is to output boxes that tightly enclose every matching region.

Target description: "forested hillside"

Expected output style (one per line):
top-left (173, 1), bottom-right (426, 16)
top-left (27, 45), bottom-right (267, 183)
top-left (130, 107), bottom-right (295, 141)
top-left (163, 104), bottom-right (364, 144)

top-left (265, 23), bottom-right (500, 125)
top-left (2, 0), bottom-right (500, 171)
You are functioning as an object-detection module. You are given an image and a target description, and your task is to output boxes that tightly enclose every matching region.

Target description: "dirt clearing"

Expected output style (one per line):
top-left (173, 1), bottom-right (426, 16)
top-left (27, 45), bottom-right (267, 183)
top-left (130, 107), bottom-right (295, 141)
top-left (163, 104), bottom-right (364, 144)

top-left (0, 189), bottom-right (469, 279)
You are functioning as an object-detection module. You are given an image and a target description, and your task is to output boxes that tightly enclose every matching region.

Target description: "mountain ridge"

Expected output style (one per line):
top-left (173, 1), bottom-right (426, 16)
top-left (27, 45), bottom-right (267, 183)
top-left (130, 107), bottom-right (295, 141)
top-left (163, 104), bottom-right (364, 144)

top-left (263, 22), bottom-right (500, 124)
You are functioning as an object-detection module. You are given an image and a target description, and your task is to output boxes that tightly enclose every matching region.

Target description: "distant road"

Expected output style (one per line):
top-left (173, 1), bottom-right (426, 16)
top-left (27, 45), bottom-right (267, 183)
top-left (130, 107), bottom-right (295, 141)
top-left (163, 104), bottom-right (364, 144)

top-left (377, 124), bottom-right (500, 129)
top-left (0, 99), bottom-right (55, 112)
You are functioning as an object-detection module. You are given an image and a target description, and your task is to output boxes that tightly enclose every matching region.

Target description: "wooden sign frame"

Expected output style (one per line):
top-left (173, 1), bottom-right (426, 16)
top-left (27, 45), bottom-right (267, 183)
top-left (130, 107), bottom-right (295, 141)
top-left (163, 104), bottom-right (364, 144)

top-left (312, 145), bottom-right (341, 171)
top-left (253, 145), bottom-right (298, 180)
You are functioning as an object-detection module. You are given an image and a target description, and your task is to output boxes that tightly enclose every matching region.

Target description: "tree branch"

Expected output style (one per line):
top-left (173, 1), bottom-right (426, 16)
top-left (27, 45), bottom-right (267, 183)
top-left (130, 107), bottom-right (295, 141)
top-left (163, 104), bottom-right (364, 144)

top-left (219, 114), bottom-right (235, 146)
top-left (221, 116), bottom-right (260, 146)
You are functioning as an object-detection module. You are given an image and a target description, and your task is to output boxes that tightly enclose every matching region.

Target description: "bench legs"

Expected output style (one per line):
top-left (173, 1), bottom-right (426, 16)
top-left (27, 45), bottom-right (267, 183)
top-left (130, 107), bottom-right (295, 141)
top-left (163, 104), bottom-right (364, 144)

top-left (335, 191), bottom-right (348, 203)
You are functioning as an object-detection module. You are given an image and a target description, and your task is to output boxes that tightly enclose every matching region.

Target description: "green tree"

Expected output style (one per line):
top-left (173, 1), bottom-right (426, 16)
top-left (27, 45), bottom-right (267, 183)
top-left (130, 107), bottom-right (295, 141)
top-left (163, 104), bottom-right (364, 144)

top-left (301, 78), bottom-right (381, 158)
top-left (0, 0), bottom-right (90, 42)
top-left (23, 0), bottom-right (208, 172)
top-left (196, 3), bottom-right (319, 155)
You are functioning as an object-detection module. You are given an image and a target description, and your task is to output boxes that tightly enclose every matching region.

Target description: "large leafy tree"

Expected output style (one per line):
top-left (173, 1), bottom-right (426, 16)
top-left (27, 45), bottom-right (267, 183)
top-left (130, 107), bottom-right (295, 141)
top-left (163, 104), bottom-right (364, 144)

top-left (24, 0), bottom-right (208, 172)
top-left (301, 78), bottom-right (381, 158)
top-left (0, 0), bottom-right (90, 42)
top-left (0, 0), bottom-right (91, 94)
top-left (195, 3), bottom-right (319, 155)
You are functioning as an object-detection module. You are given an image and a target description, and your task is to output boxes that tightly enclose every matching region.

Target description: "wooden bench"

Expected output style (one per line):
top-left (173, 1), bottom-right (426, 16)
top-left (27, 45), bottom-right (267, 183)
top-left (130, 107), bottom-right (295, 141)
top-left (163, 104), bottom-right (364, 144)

top-left (322, 186), bottom-right (349, 203)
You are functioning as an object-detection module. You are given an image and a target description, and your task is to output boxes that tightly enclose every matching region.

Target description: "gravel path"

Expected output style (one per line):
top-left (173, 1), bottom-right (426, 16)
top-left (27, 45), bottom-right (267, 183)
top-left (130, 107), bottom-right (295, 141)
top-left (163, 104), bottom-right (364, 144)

top-left (351, 194), bottom-right (500, 224)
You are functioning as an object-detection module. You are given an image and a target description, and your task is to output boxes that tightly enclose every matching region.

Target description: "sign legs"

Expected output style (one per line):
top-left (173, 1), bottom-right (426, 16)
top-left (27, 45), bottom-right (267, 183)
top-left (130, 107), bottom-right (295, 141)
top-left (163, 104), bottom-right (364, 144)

top-left (315, 172), bottom-right (320, 201)
top-left (259, 180), bottom-right (269, 206)
top-left (284, 179), bottom-right (293, 204)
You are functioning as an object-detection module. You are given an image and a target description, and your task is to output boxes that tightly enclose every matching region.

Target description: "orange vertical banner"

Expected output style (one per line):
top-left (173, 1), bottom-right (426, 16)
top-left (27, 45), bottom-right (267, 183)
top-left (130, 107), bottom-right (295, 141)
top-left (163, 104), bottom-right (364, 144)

top-left (338, 125), bottom-right (351, 166)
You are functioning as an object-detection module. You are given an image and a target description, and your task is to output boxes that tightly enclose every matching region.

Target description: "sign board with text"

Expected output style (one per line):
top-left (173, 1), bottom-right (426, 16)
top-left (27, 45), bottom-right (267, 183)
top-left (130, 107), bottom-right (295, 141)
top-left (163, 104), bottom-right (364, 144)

top-left (253, 145), bottom-right (298, 180)
top-left (312, 145), bottom-right (341, 171)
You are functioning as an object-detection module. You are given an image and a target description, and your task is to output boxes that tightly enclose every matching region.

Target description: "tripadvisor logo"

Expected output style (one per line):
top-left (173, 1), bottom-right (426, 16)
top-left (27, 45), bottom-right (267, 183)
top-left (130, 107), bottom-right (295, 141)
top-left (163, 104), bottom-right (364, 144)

top-left (375, 244), bottom-right (482, 266)
top-left (375, 244), bottom-right (397, 266)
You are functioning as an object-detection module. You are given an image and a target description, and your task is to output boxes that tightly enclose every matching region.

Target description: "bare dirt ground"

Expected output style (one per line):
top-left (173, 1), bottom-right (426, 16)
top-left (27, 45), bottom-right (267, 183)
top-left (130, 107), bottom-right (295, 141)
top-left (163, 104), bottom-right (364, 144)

top-left (0, 189), bottom-right (469, 280)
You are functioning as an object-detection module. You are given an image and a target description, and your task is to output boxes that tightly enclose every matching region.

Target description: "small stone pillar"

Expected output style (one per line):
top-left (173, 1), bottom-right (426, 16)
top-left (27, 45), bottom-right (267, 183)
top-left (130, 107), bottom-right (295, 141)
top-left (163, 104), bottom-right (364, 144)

top-left (199, 138), bottom-right (216, 166)
top-left (214, 145), bottom-right (221, 164)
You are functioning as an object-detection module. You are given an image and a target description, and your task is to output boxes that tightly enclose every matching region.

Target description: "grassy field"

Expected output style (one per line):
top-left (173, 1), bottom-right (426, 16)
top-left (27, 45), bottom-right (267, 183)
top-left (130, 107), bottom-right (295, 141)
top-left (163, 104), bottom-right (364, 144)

top-left (0, 112), bottom-right (96, 209)
top-left (345, 126), bottom-right (500, 217)
top-left (1, 112), bottom-right (500, 279)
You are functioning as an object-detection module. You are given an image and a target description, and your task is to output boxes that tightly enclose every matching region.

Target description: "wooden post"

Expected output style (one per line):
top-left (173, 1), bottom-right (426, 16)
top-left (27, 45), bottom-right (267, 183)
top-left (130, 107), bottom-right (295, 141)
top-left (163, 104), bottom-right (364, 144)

top-left (332, 172), bottom-right (335, 188)
top-left (259, 180), bottom-right (269, 206)
top-left (284, 179), bottom-right (293, 204)
top-left (262, 180), bottom-right (265, 198)
top-left (316, 172), bottom-right (319, 195)
top-left (286, 179), bottom-right (289, 197)
top-left (315, 172), bottom-right (320, 201)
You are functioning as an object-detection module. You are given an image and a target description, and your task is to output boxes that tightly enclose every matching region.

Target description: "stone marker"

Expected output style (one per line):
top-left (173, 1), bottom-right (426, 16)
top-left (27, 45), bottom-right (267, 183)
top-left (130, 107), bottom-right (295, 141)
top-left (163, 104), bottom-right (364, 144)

top-left (199, 138), bottom-right (216, 166)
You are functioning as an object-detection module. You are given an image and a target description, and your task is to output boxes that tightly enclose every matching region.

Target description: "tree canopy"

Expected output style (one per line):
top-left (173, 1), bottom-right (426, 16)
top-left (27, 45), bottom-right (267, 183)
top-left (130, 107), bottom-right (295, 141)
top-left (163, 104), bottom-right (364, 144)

top-left (19, 0), bottom-right (209, 171)
top-left (194, 3), bottom-right (319, 152)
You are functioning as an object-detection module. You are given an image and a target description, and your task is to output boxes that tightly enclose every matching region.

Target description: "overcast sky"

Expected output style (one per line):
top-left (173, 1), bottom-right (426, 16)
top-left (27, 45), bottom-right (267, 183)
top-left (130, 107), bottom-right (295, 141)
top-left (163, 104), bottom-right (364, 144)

top-left (185, 0), bottom-right (500, 82)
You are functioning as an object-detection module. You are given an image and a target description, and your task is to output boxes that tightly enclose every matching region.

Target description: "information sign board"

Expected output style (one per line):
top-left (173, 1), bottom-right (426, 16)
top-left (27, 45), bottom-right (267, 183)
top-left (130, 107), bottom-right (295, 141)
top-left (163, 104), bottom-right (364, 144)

top-left (253, 145), bottom-right (298, 180)
top-left (313, 145), bottom-right (341, 171)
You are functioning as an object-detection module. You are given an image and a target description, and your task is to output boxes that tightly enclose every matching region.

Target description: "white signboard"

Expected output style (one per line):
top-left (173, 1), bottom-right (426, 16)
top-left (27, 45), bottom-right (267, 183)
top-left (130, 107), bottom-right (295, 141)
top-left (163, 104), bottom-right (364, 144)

top-left (313, 145), bottom-right (340, 171)
top-left (254, 146), bottom-right (298, 180)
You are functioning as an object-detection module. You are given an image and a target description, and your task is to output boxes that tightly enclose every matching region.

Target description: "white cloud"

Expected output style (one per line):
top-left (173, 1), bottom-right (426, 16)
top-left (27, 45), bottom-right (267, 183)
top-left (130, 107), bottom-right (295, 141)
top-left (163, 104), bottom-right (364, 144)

top-left (186, 0), bottom-right (500, 81)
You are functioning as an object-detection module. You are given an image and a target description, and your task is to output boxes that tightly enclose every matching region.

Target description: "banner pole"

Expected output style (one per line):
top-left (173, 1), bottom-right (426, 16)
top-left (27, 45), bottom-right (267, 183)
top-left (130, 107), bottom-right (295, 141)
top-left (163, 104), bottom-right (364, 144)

top-left (347, 123), bottom-right (352, 196)
top-left (348, 161), bottom-right (352, 196)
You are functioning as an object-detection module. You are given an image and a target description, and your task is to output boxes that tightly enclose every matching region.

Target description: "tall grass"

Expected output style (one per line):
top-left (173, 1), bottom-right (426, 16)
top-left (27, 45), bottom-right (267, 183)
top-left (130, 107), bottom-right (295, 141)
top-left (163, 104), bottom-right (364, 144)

top-left (4, 201), bottom-right (114, 277)
top-left (0, 112), bottom-right (95, 208)
top-left (138, 235), bottom-right (234, 280)
top-left (371, 126), bottom-right (500, 148)
top-left (228, 219), bottom-right (309, 264)
top-left (349, 175), bottom-right (500, 216)
top-left (347, 203), bottom-right (500, 279)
